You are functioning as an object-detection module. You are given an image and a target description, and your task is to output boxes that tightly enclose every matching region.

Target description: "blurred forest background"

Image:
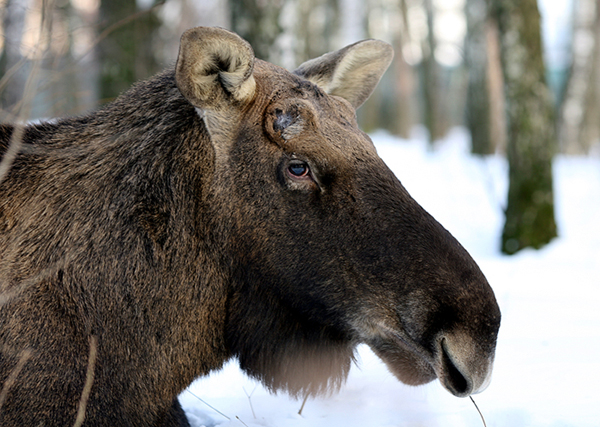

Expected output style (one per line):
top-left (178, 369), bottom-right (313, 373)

top-left (0, 0), bottom-right (598, 253)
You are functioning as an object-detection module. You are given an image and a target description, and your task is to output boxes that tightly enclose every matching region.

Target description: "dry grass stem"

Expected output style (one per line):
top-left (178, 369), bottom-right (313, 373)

top-left (0, 348), bottom-right (33, 409)
top-left (298, 392), bottom-right (309, 416)
top-left (186, 389), bottom-right (231, 421)
top-left (235, 415), bottom-right (249, 427)
top-left (470, 396), bottom-right (487, 427)
top-left (73, 335), bottom-right (98, 427)
top-left (243, 385), bottom-right (258, 418)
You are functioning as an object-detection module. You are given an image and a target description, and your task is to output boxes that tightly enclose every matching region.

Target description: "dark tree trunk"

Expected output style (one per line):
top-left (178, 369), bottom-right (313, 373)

top-left (229, 0), bottom-right (284, 63)
top-left (465, 0), bottom-right (492, 155)
top-left (421, 0), bottom-right (443, 144)
top-left (98, 0), bottom-right (161, 104)
top-left (492, 0), bottom-right (558, 254)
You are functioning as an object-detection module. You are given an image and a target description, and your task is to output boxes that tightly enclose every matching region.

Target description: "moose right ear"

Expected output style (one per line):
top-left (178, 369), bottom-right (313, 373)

top-left (293, 39), bottom-right (393, 109)
top-left (175, 27), bottom-right (256, 111)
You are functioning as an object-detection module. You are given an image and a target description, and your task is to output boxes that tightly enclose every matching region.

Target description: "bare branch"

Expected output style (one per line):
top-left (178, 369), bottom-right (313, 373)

top-left (0, 0), bottom-right (56, 184)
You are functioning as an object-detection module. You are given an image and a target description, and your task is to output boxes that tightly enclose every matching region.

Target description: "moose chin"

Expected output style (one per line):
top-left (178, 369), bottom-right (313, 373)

top-left (0, 26), bottom-right (500, 426)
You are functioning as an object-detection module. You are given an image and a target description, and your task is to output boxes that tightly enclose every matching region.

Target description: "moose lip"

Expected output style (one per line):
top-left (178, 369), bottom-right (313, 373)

top-left (367, 323), bottom-right (488, 397)
top-left (365, 322), bottom-right (438, 387)
top-left (379, 323), bottom-right (435, 365)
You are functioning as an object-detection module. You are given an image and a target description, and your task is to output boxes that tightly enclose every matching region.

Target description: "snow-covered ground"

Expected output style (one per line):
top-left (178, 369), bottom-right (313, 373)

top-left (180, 128), bottom-right (600, 427)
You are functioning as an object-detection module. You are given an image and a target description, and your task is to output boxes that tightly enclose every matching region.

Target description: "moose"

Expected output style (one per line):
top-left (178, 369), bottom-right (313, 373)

top-left (0, 27), bottom-right (500, 426)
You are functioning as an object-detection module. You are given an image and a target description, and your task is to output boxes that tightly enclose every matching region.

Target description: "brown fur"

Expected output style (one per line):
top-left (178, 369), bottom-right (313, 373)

top-left (0, 27), bottom-right (500, 426)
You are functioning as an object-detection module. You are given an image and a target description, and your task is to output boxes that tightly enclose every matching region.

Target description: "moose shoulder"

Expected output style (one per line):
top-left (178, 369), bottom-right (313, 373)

top-left (0, 27), bottom-right (500, 426)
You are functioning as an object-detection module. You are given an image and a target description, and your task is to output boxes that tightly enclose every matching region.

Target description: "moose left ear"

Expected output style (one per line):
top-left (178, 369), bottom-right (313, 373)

top-left (175, 27), bottom-right (256, 111)
top-left (293, 40), bottom-right (393, 109)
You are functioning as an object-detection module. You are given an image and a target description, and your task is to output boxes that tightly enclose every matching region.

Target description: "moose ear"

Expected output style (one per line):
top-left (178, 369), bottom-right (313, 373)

top-left (175, 27), bottom-right (256, 111)
top-left (293, 40), bottom-right (393, 109)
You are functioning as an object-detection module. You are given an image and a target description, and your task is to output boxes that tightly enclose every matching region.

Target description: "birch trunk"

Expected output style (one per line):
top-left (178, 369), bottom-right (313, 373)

top-left (560, 0), bottom-right (600, 154)
top-left (0, 0), bottom-right (32, 120)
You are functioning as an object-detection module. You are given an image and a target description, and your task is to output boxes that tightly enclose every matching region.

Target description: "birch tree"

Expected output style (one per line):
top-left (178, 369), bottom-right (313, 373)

top-left (0, 0), bottom-right (31, 121)
top-left (560, 0), bottom-right (600, 154)
top-left (492, 0), bottom-right (557, 254)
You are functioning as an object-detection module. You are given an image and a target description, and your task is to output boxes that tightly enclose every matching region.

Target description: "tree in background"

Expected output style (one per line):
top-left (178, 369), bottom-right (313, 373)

top-left (560, 0), bottom-right (600, 154)
top-left (465, 0), bottom-right (491, 154)
top-left (492, 0), bottom-right (558, 254)
top-left (295, 0), bottom-right (340, 63)
top-left (0, 0), bottom-right (32, 120)
top-left (358, 0), bottom-right (417, 137)
top-left (98, 0), bottom-right (161, 104)
top-left (0, 0), bottom-right (87, 119)
top-left (392, 0), bottom-right (417, 139)
top-left (229, 0), bottom-right (284, 63)
top-left (421, 0), bottom-right (443, 145)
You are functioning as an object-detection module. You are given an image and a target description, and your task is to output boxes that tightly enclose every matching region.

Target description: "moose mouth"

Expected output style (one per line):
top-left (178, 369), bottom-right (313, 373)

top-left (365, 323), bottom-right (493, 398)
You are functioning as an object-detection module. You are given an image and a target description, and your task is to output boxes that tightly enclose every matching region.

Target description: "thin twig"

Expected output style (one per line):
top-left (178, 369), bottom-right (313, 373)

top-left (73, 335), bottom-right (98, 427)
top-left (242, 385), bottom-right (258, 418)
top-left (185, 390), bottom-right (230, 420)
top-left (470, 396), bottom-right (487, 427)
top-left (298, 392), bottom-right (309, 416)
top-left (0, 0), bottom-right (55, 185)
top-left (0, 56), bottom-right (29, 97)
top-left (236, 415), bottom-right (249, 426)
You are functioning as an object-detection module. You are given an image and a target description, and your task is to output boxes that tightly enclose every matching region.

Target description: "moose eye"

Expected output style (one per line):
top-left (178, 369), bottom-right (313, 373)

top-left (287, 161), bottom-right (310, 178)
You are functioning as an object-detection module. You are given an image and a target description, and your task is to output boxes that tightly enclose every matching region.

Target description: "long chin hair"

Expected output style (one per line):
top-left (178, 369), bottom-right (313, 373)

top-left (238, 337), bottom-right (356, 398)
top-left (226, 267), bottom-right (356, 398)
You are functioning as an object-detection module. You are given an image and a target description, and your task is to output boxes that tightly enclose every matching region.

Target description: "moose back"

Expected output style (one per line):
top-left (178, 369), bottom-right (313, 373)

top-left (0, 27), bottom-right (500, 426)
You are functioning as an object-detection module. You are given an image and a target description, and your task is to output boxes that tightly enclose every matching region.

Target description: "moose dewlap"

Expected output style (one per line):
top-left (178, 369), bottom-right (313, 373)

top-left (0, 27), bottom-right (500, 426)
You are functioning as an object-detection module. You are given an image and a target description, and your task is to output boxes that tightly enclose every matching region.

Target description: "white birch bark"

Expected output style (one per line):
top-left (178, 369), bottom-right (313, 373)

top-left (559, 0), bottom-right (598, 154)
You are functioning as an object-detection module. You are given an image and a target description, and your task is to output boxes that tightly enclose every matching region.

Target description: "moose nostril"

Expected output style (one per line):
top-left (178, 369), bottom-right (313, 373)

top-left (442, 345), bottom-right (470, 396)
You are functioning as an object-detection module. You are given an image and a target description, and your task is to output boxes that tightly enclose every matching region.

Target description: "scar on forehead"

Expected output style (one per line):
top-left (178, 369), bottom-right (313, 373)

top-left (273, 110), bottom-right (294, 133)
top-left (273, 109), bottom-right (305, 141)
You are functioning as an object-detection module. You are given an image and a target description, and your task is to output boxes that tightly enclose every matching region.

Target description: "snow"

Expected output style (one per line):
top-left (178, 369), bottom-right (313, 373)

top-left (180, 128), bottom-right (600, 427)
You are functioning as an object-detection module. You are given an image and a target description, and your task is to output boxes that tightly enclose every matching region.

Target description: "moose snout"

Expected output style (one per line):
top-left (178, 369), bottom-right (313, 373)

top-left (436, 333), bottom-right (495, 397)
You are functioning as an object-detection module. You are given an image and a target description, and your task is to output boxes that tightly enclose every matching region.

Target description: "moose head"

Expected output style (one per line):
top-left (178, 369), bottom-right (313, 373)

top-left (175, 27), bottom-right (500, 399)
